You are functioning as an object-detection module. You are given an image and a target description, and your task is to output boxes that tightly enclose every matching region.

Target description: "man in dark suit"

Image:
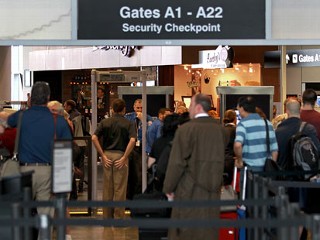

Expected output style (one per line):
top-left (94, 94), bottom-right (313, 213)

top-left (163, 94), bottom-right (228, 240)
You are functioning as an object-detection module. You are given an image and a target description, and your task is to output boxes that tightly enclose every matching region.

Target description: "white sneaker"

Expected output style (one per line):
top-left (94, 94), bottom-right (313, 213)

top-left (66, 234), bottom-right (72, 240)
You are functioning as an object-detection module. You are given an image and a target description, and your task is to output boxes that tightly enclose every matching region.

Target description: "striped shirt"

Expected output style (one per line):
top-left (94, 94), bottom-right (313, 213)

top-left (235, 113), bottom-right (278, 167)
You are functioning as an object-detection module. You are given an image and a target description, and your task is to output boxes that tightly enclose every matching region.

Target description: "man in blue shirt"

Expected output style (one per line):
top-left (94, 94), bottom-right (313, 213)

top-left (146, 107), bottom-right (172, 154)
top-left (124, 99), bottom-right (153, 199)
top-left (234, 96), bottom-right (278, 172)
top-left (8, 82), bottom-right (72, 239)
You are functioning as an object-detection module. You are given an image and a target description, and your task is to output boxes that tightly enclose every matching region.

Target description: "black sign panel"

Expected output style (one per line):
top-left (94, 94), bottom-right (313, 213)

top-left (264, 49), bottom-right (320, 68)
top-left (78, 0), bottom-right (265, 40)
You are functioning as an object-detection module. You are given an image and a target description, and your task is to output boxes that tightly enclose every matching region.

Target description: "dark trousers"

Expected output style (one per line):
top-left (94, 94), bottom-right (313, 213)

top-left (127, 147), bottom-right (142, 200)
top-left (75, 146), bottom-right (86, 191)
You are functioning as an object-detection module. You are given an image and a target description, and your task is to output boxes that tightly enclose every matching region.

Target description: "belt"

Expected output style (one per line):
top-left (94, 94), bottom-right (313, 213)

top-left (20, 162), bottom-right (51, 166)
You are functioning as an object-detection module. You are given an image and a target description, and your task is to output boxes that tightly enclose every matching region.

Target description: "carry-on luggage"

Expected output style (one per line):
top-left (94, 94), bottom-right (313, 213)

top-left (131, 166), bottom-right (170, 240)
top-left (219, 166), bottom-right (240, 240)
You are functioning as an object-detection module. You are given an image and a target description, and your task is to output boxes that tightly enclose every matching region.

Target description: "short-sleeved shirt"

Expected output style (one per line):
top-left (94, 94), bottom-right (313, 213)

top-left (300, 109), bottom-right (320, 140)
top-left (235, 113), bottom-right (278, 167)
top-left (7, 106), bottom-right (72, 164)
top-left (124, 112), bottom-right (153, 142)
top-left (146, 118), bottom-right (163, 153)
top-left (94, 113), bottom-right (136, 152)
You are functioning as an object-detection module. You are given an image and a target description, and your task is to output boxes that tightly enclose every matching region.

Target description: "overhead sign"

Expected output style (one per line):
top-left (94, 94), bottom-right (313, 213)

top-left (264, 49), bottom-right (320, 68)
top-left (78, 0), bottom-right (265, 40)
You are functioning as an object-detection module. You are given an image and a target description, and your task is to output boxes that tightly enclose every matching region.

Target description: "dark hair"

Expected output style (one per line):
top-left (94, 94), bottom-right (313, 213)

top-left (194, 94), bottom-right (212, 112)
top-left (178, 112), bottom-right (190, 125)
top-left (223, 109), bottom-right (236, 124)
top-left (302, 89), bottom-right (317, 106)
top-left (162, 113), bottom-right (180, 137)
top-left (97, 87), bottom-right (105, 93)
top-left (112, 98), bottom-right (126, 113)
top-left (31, 82), bottom-right (50, 106)
top-left (256, 107), bottom-right (266, 119)
top-left (65, 100), bottom-right (76, 109)
top-left (158, 108), bottom-right (171, 115)
top-left (237, 96), bottom-right (256, 113)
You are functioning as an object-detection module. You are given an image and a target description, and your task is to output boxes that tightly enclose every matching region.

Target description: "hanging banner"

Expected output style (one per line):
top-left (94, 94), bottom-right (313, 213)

top-left (78, 0), bottom-right (265, 40)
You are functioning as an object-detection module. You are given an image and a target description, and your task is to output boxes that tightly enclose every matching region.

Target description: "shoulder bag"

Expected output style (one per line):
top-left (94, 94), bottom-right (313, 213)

top-left (263, 119), bottom-right (281, 173)
top-left (0, 111), bottom-right (23, 178)
top-left (221, 166), bottom-right (238, 212)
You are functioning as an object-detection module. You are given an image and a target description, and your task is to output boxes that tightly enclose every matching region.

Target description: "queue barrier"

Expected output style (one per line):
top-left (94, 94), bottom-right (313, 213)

top-left (1, 170), bottom-right (320, 240)
top-left (0, 193), bottom-right (316, 240)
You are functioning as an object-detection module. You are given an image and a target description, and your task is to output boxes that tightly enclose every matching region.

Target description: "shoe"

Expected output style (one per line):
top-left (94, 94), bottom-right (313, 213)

top-left (66, 234), bottom-right (72, 240)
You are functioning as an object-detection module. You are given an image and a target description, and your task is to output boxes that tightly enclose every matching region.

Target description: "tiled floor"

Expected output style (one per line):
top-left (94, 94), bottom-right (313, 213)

top-left (68, 226), bottom-right (138, 240)
top-left (67, 162), bottom-right (139, 240)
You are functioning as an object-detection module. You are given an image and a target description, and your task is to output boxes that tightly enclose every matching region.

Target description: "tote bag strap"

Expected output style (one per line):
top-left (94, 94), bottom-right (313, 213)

top-left (264, 118), bottom-right (271, 156)
top-left (13, 111), bottom-right (23, 159)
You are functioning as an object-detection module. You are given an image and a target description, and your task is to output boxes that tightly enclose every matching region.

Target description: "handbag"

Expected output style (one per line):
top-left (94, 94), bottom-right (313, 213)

top-left (0, 111), bottom-right (23, 179)
top-left (220, 166), bottom-right (238, 212)
top-left (263, 119), bottom-right (281, 174)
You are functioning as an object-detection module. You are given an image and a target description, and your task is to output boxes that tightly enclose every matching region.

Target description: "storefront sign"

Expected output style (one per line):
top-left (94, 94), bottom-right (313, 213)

top-left (196, 45), bottom-right (234, 68)
top-left (78, 0), bottom-right (265, 40)
top-left (264, 49), bottom-right (320, 68)
top-left (96, 46), bottom-right (142, 57)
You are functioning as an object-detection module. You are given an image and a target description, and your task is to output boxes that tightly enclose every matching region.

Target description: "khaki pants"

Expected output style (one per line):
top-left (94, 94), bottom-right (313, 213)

top-left (103, 150), bottom-right (128, 219)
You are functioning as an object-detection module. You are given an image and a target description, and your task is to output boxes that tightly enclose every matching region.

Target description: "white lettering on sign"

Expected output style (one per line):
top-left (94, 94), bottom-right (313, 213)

top-left (118, 5), bottom-right (224, 34)
top-left (298, 54), bottom-right (314, 63)
top-left (98, 46), bottom-right (141, 57)
top-left (119, 6), bottom-right (161, 19)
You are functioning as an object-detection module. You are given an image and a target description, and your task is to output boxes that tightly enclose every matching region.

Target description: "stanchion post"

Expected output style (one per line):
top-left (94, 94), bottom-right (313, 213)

top-left (276, 193), bottom-right (290, 239)
top-left (38, 214), bottom-right (51, 240)
top-left (23, 187), bottom-right (32, 240)
top-left (311, 215), bottom-right (320, 240)
top-left (55, 195), bottom-right (67, 240)
top-left (12, 203), bottom-right (21, 240)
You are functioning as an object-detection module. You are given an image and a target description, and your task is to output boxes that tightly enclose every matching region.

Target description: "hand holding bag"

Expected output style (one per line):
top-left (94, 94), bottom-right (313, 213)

top-left (0, 111), bottom-right (23, 178)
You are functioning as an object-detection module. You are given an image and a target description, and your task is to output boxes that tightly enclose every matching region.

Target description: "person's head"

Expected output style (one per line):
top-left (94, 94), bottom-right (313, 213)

top-left (223, 109), bottom-right (237, 124)
top-left (48, 100), bottom-right (64, 115)
top-left (133, 99), bottom-right (143, 113)
top-left (176, 101), bottom-right (186, 108)
top-left (237, 96), bottom-right (256, 118)
top-left (256, 107), bottom-right (267, 119)
top-left (286, 99), bottom-right (301, 117)
top-left (208, 109), bottom-right (218, 119)
top-left (175, 106), bottom-right (188, 115)
top-left (30, 81), bottom-right (50, 106)
top-left (273, 105), bottom-right (277, 118)
top-left (302, 89), bottom-right (317, 107)
top-left (283, 96), bottom-right (301, 113)
top-left (112, 98), bottom-right (126, 114)
top-left (97, 87), bottom-right (105, 98)
top-left (64, 100), bottom-right (76, 113)
top-left (162, 113), bottom-right (180, 137)
top-left (158, 108), bottom-right (172, 121)
top-left (189, 94), bottom-right (211, 119)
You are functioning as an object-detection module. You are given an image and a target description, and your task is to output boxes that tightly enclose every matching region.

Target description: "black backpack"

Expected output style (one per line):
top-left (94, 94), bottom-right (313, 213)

top-left (288, 122), bottom-right (320, 180)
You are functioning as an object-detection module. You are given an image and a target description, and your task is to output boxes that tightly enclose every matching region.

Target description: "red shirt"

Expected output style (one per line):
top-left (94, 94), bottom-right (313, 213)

top-left (300, 109), bottom-right (320, 140)
top-left (0, 128), bottom-right (17, 156)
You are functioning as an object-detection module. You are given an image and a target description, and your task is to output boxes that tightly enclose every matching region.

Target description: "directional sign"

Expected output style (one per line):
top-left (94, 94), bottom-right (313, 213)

top-left (78, 0), bottom-right (265, 40)
top-left (264, 49), bottom-right (320, 68)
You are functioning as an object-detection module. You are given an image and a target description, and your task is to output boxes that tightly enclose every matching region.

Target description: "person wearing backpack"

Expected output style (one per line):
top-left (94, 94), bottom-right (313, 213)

top-left (276, 99), bottom-right (320, 215)
top-left (276, 99), bottom-right (320, 172)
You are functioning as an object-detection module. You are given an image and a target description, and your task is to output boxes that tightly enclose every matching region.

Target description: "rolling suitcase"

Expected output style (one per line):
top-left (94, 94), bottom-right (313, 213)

top-left (131, 167), bottom-right (170, 240)
top-left (219, 166), bottom-right (239, 240)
